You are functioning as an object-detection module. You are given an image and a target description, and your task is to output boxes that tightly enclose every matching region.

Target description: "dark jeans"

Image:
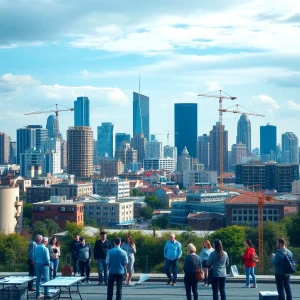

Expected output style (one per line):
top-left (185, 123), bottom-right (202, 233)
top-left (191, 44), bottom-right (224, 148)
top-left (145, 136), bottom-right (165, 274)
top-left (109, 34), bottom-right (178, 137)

top-left (28, 260), bottom-right (35, 290)
top-left (79, 260), bottom-right (91, 281)
top-left (164, 259), bottom-right (178, 283)
top-left (72, 257), bottom-right (78, 274)
top-left (107, 273), bottom-right (123, 300)
top-left (211, 277), bottom-right (226, 300)
top-left (97, 259), bottom-right (108, 282)
top-left (275, 274), bottom-right (292, 300)
top-left (184, 272), bottom-right (198, 300)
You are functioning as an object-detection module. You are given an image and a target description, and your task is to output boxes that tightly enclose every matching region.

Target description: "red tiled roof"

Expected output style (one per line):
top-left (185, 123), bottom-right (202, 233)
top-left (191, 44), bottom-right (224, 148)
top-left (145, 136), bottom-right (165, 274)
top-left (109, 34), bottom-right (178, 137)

top-left (226, 194), bottom-right (282, 205)
top-left (284, 207), bottom-right (298, 213)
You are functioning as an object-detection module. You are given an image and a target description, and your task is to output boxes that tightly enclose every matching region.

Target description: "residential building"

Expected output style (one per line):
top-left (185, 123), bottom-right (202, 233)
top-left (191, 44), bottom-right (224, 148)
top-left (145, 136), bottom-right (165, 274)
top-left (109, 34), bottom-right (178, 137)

top-left (131, 134), bottom-right (146, 163)
top-left (145, 140), bottom-right (163, 159)
top-left (174, 103), bottom-right (197, 158)
top-left (59, 137), bottom-right (67, 172)
top-left (143, 158), bottom-right (175, 171)
top-left (16, 126), bottom-right (36, 164)
top-left (100, 158), bottom-right (123, 177)
top-left (0, 186), bottom-right (22, 233)
top-left (51, 180), bottom-right (93, 198)
top-left (97, 122), bottom-right (114, 158)
top-left (115, 142), bottom-right (137, 169)
top-left (133, 92), bottom-right (150, 141)
top-left (282, 132), bottom-right (299, 164)
top-left (9, 141), bottom-right (17, 164)
top-left (231, 143), bottom-right (247, 168)
top-left (46, 115), bottom-right (57, 139)
top-left (260, 124), bottom-right (277, 161)
top-left (74, 96), bottom-right (90, 127)
top-left (26, 186), bottom-right (52, 203)
top-left (187, 212), bottom-right (224, 230)
top-left (115, 133), bottom-right (131, 151)
top-left (209, 122), bottom-right (229, 173)
top-left (94, 180), bottom-right (130, 199)
top-left (1, 175), bottom-right (31, 193)
top-left (32, 196), bottom-right (84, 229)
top-left (183, 170), bottom-right (218, 188)
top-left (0, 132), bottom-right (10, 164)
top-left (67, 127), bottom-right (93, 178)
top-left (197, 134), bottom-right (209, 170)
top-left (164, 145), bottom-right (177, 170)
top-left (236, 114), bottom-right (251, 154)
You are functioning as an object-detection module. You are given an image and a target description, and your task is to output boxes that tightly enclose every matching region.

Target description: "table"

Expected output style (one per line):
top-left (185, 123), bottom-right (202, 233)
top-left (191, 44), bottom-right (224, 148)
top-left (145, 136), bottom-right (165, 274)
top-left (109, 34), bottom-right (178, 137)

top-left (41, 277), bottom-right (85, 300)
top-left (0, 276), bottom-right (36, 299)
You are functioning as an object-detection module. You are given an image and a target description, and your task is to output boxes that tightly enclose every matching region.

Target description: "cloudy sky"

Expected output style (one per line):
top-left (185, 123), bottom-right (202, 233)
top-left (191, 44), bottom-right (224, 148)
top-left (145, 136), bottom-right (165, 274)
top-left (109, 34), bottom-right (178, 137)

top-left (1, 0), bottom-right (300, 149)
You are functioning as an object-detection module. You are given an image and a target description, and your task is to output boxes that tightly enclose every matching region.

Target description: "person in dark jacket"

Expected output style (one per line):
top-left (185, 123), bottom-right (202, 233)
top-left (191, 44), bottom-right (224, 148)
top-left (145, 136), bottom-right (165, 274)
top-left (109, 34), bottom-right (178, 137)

top-left (70, 233), bottom-right (80, 276)
top-left (272, 238), bottom-right (293, 300)
top-left (183, 243), bottom-right (201, 300)
top-left (242, 240), bottom-right (257, 288)
top-left (94, 231), bottom-right (112, 285)
top-left (77, 237), bottom-right (92, 283)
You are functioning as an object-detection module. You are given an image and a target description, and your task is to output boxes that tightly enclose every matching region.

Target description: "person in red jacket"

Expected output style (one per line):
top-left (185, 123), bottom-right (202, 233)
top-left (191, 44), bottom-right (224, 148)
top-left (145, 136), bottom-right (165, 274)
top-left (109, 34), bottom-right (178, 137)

top-left (242, 240), bottom-right (257, 288)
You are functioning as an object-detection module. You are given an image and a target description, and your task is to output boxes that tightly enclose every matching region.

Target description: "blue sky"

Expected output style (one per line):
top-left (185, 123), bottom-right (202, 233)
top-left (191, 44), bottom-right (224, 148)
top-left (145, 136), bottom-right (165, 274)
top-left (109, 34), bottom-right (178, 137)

top-left (1, 0), bottom-right (300, 149)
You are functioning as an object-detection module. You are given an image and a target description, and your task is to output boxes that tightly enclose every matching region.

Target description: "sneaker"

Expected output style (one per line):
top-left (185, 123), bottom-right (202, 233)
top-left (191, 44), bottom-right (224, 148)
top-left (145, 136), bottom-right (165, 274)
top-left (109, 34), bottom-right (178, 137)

top-left (203, 283), bottom-right (207, 286)
top-left (38, 294), bottom-right (44, 299)
top-left (172, 282), bottom-right (176, 286)
top-left (86, 280), bottom-right (90, 284)
top-left (167, 279), bottom-right (172, 285)
top-left (250, 285), bottom-right (257, 288)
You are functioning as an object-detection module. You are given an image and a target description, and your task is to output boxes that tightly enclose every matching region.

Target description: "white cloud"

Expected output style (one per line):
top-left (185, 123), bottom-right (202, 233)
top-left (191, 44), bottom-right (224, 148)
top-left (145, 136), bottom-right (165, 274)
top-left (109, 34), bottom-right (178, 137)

top-left (288, 100), bottom-right (300, 111)
top-left (0, 73), bottom-right (39, 93)
top-left (205, 81), bottom-right (221, 92)
top-left (253, 94), bottom-right (280, 110)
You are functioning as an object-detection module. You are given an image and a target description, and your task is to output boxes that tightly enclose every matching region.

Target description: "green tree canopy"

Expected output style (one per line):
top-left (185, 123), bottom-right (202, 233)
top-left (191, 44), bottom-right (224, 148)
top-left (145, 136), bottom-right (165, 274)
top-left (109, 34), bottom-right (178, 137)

top-left (285, 212), bottom-right (300, 247)
top-left (145, 196), bottom-right (160, 209)
top-left (139, 206), bottom-right (153, 220)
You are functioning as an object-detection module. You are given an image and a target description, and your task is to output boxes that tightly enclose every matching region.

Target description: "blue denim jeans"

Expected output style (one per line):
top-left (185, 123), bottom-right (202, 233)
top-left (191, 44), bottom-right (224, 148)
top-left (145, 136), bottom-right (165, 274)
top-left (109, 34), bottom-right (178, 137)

top-left (164, 259), bottom-right (178, 283)
top-left (245, 267), bottom-right (256, 286)
top-left (35, 263), bottom-right (50, 297)
top-left (212, 277), bottom-right (226, 300)
top-left (50, 259), bottom-right (59, 280)
top-left (97, 259), bottom-right (108, 282)
top-left (275, 274), bottom-right (292, 300)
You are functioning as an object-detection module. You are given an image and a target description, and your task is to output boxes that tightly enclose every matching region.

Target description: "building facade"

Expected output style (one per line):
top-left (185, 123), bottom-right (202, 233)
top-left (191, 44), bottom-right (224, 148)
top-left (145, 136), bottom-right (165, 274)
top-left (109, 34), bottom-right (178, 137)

top-left (97, 122), bottom-right (114, 158)
top-left (115, 133), bottom-right (131, 151)
top-left (94, 180), bottom-right (130, 199)
top-left (236, 114), bottom-right (251, 154)
top-left (260, 124), bottom-right (277, 161)
top-left (130, 134), bottom-right (146, 163)
top-left (115, 142), bottom-right (137, 169)
top-left (0, 132), bottom-right (10, 165)
top-left (26, 186), bottom-right (52, 203)
top-left (231, 143), bottom-right (247, 168)
top-left (183, 170), bottom-right (218, 188)
top-left (9, 141), bottom-right (17, 164)
top-left (282, 132), bottom-right (299, 164)
top-left (145, 140), bottom-right (163, 159)
top-left (197, 134), bottom-right (210, 170)
top-left (16, 126), bottom-right (36, 164)
top-left (46, 115), bottom-right (57, 139)
top-left (100, 159), bottom-right (123, 178)
top-left (51, 181), bottom-right (93, 198)
top-left (74, 96), bottom-right (90, 127)
top-left (143, 158), bottom-right (176, 171)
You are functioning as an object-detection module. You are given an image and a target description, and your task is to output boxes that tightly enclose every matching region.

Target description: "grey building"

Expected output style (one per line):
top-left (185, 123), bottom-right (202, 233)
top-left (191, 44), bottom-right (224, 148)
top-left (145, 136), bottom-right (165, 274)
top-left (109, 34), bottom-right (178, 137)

top-left (282, 132), bottom-right (299, 164)
top-left (236, 114), bottom-right (251, 154)
top-left (197, 134), bottom-right (210, 170)
top-left (16, 126), bottom-right (36, 164)
top-left (0, 132), bottom-right (10, 165)
top-left (133, 92), bottom-right (149, 141)
top-left (115, 133), bottom-right (131, 151)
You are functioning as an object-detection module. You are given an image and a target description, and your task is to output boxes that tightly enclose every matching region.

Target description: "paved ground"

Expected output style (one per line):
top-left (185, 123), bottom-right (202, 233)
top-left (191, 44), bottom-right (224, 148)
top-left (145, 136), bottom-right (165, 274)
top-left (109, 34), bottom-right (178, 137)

top-left (39, 281), bottom-right (300, 300)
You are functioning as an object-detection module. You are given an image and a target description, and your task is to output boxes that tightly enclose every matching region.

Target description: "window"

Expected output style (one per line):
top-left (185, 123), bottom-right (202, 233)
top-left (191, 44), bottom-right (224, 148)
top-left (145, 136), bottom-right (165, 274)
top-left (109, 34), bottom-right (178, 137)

top-left (233, 209), bottom-right (237, 214)
top-left (243, 210), bottom-right (248, 215)
top-left (198, 219), bottom-right (203, 223)
top-left (233, 216), bottom-right (237, 221)
top-left (238, 210), bottom-right (242, 214)
top-left (248, 210), bottom-right (253, 214)
top-left (249, 216), bottom-right (253, 221)
top-left (243, 216), bottom-right (247, 221)
top-left (238, 216), bottom-right (242, 221)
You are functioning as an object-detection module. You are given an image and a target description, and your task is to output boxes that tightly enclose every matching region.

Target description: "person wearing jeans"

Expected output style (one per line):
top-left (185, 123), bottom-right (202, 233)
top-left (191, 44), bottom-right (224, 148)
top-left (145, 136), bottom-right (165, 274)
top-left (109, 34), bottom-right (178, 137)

top-left (48, 236), bottom-right (61, 280)
top-left (71, 233), bottom-right (80, 276)
top-left (164, 234), bottom-right (182, 286)
top-left (77, 237), bottom-right (92, 283)
top-left (27, 234), bottom-right (41, 291)
top-left (242, 240), bottom-right (257, 288)
top-left (207, 239), bottom-right (229, 300)
top-left (106, 237), bottom-right (128, 300)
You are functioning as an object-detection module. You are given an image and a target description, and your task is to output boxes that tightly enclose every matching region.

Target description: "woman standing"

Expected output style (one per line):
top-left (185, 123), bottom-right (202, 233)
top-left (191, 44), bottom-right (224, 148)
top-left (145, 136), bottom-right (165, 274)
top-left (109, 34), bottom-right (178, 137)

top-left (121, 235), bottom-right (137, 285)
top-left (207, 239), bottom-right (229, 300)
top-left (183, 243), bottom-right (201, 300)
top-left (200, 240), bottom-right (214, 286)
top-left (48, 236), bottom-right (61, 280)
top-left (242, 240), bottom-right (257, 288)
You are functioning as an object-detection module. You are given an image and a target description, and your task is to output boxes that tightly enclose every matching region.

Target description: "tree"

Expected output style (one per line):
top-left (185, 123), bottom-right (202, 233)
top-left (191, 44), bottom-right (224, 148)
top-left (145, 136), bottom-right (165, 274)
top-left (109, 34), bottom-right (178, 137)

top-left (285, 212), bottom-right (300, 247)
top-left (130, 189), bottom-right (144, 196)
top-left (23, 203), bottom-right (32, 220)
top-left (145, 196), bottom-right (160, 209)
top-left (139, 207), bottom-right (153, 220)
top-left (44, 219), bottom-right (60, 237)
top-left (32, 221), bottom-right (48, 237)
top-left (151, 215), bottom-right (169, 229)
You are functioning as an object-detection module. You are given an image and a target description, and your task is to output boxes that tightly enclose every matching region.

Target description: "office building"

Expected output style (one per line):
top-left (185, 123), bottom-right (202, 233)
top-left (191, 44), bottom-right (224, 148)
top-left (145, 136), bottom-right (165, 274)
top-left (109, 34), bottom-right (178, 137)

top-left (27, 125), bottom-right (48, 150)
top-left (97, 122), bottom-right (114, 158)
top-left (0, 186), bottom-right (22, 234)
top-left (74, 96), bottom-right (90, 127)
top-left (145, 140), bottom-right (163, 159)
top-left (260, 124), bottom-right (277, 161)
top-left (209, 122), bottom-right (229, 173)
top-left (100, 159), bottom-right (123, 178)
top-left (9, 141), bottom-right (17, 164)
top-left (51, 180), bottom-right (93, 198)
top-left (143, 157), bottom-right (176, 171)
top-left (183, 170), bottom-right (218, 188)
top-left (94, 180), bottom-right (130, 199)
top-left (174, 103), bottom-right (197, 158)
top-left (26, 186), bottom-right (52, 203)
top-left (16, 126), bottom-right (36, 164)
top-left (231, 143), bottom-right (247, 168)
top-left (67, 127), bottom-right (93, 178)
top-left (60, 138), bottom-right (67, 172)
top-left (115, 133), bottom-right (131, 151)
top-left (46, 115), bottom-right (57, 139)
top-left (133, 92), bottom-right (149, 141)
top-left (131, 134), bottom-right (146, 163)
top-left (282, 132), bottom-right (299, 164)
top-left (236, 114), bottom-right (251, 154)
top-left (115, 142), bottom-right (137, 168)
top-left (0, 132), bottom-right (10, 164)
top-left (197, 134), bottom-right (210, 170)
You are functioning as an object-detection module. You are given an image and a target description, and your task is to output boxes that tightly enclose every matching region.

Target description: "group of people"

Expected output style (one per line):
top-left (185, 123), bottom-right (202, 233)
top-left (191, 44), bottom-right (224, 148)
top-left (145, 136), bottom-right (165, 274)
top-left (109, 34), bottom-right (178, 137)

top-left (27, 234), bottom-right (61, 299)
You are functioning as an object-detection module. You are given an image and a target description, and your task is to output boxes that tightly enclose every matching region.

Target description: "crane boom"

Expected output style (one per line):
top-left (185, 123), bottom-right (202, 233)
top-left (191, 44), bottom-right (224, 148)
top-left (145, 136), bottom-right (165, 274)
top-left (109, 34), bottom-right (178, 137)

top-left (220, 109), bottom-right (265, 117)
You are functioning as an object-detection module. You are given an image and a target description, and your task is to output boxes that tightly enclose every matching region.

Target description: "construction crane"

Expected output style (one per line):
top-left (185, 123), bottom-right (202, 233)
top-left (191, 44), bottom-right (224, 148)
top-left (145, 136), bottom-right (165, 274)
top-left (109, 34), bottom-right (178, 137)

top-left (24, 104), bottom-right (74, 138)
top-left (220, 104), bottom-right (265, 117)
top-left (198, 90), bottom-right (237, 184)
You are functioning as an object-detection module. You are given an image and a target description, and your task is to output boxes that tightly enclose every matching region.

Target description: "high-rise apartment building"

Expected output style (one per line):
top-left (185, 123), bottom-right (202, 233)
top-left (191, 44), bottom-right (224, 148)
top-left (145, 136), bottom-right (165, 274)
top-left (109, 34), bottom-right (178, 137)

top-left (174, 103), bottom-right (197, 158)
top-left (130, 134), bottom-right (146, 163)
top-left (74, 96), bottom-right (90, 127)
top-left (67, 127), bottom-right (93, 178)
top-left (0, 132), bottom-right (10, 164)
top-left (209, 122), bottom-right (229, 173)
top-left (97, 122), bottom-right (114, 158)
top-left (231, 143), bottom-right (247, 168)
top-left (145, 140), bottom-right (163, 159)
top-left (16, 126), bottom-right (37, 164)
top-left (133, 92), bottom-right (149, 141)
top-left (59, 135), bottom-right (67, 172)
top-left (100, 158), bottom-right (123, 178)
top-left (282, 132), bottom-right (299, 164)
top-left (46, 115), bottom-right (57, 139)
top-left (236, 114), bottom-right (251, 154)
top-left (260, 124), bottom-right (277, 161)
top-left (115, 142), bottom-right (137, 168)
top-left (115, 133), bottom-right (131, 151)
top-left (9, 141), bottom-right (17, 164)
top-left (197, 134), bottom-right (210, 170)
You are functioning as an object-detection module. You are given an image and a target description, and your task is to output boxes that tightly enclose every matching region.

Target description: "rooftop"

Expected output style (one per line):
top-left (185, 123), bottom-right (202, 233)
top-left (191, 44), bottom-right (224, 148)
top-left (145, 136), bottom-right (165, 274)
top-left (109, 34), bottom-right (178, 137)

top-left (226, 194), bottom-right (283, 205)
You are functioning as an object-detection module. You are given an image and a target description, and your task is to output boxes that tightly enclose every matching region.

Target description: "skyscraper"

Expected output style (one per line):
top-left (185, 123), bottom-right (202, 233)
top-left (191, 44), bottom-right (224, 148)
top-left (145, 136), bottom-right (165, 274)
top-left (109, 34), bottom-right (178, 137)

top-left (209, 122), bottom-right (229, 173)
top-left (27, 125), bottom-right (48, 150)
top-left (16, 126), bottom-right (36, 164)
top-left (282, 132), bottom-right (299, 164)
top-left (97, 122), bottom-right (114, 158)
top-left (174, 103), bottom-right (197, 158)
top-left (145, 140), bottom-right (163, 159)
top-left (67, 127), bottom-right (93, 178)
top-left (236, 114), bottom-right (251, 154)
top-left (133, 92), bottom-right (149, 141)
top-left (46, 115), bottom-right (57, 139)
top-left (130, 134), bottom-right (146, 164)
top-left (115, 142), bottom-right (137, 169)
top-left (115, 133), bottom-right (131, 152)
top-left (231, 143), bottom-right (247, 168)
top-left (0, 132), bottom-right (10, 164)
top-left (74, 96), bottom-right (90, 127)
top-left (9, 141), bottom-right (17, 164)
top-left (260, 124), bottom-right (277, 161)
top-left (164, 145), bottom-right (177, 170)
top-left (197, 134), bottom-right (210, 170)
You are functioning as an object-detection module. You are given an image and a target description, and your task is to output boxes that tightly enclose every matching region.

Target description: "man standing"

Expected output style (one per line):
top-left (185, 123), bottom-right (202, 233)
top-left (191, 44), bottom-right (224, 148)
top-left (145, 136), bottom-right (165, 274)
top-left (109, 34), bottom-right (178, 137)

top-left (77, 237), bottom-right (92, 283)
top-left (94, 231), bottom-right (112, 285)
top-left (272, 238), bottom-right (293, 300)
top-left (34, 236), bottom-right (50, 299)
top-left (71, 233), bottom-right (80, 276)
top-left (164, 234), bottom-right (182, 286)
top-left (106, 237), bottom-right (128, 300)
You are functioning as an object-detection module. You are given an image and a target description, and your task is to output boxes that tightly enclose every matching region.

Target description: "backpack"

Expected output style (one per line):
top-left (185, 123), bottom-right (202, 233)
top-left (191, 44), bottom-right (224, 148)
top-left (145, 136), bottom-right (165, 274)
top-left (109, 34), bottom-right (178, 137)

top-left (79, 246), bottom-right (89, 261)
top-left (282, 253), bottom-right (296, 274)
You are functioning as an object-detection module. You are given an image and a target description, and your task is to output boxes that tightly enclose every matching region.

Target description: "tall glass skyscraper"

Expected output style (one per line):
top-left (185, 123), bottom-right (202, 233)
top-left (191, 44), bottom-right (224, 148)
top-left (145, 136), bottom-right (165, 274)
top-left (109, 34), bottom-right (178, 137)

top-left (282, 132), bottom-right (299, 163)
top-left (97, 122), bottom-right (114, 158)
top-left (133, 92), bottom-right (149, 141)
top-left (16, 126), bottom-right (36, 164)
top-left (27, 125), bottom-right (48, 150)
top-left (115, 133), bottom-right (131, 151)
top-left (236, 114), bottom-right (251, 154)
top-left (46, 115), bottom-right (57, 139)
top-left (260, 124), bottom-right (277, 160)
top-left (174, 103), bottom-right (197, 158)
top-left (74, 96), bottom-right (90, 126)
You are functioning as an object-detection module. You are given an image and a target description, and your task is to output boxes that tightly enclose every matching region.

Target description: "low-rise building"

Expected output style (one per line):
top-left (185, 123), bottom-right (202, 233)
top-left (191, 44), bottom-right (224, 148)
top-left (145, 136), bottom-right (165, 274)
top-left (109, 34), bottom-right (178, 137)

top-left (94, 180), bottom-right (130, 199)
top-left (26, 186), bottom-right (52, 203)
top-left (51, 181), bottom-right (93, 198)
top-left (183, 170), bottom-right (217, 188)
top-left (1, 175), bottom-right (31, 192)
top-left (187, 212), bottom-right (224, 230)
top-left (143, 158), bottom-right (176, 171)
